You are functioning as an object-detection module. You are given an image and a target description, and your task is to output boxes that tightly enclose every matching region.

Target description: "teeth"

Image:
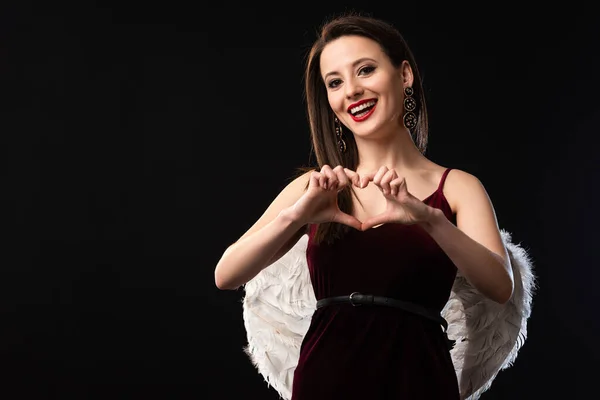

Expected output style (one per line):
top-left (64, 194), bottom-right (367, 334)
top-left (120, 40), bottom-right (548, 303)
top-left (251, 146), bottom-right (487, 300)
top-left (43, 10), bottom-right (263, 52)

top-left (350, 100), bottom-right (376, 115)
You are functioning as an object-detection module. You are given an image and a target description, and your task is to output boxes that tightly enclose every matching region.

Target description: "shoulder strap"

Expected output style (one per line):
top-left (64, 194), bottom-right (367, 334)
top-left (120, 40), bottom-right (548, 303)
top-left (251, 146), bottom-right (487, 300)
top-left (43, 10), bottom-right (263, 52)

top-left (437, 168), bottom-right (453, 192)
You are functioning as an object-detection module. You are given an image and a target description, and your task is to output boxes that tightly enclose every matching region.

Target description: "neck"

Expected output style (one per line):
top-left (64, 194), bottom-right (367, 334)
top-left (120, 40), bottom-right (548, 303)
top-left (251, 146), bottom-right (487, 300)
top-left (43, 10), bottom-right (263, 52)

top-left (354, 128), bottom-right (426, 174)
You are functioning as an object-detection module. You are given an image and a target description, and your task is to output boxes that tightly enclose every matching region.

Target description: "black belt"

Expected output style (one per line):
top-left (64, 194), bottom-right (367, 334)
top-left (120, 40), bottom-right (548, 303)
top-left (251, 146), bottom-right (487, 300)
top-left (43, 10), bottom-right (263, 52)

top-left (316, 292), bottom-right (455, 349)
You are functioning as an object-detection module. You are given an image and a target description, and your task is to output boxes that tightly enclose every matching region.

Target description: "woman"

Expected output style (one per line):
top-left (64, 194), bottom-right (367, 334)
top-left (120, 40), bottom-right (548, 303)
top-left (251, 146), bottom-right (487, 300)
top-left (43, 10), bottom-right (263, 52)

top-left (215, 13), bottom-right (514, 399)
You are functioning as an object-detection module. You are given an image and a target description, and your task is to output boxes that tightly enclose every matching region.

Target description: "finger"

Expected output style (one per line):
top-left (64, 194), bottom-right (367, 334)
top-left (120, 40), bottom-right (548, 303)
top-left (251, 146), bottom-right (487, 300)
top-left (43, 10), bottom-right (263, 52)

top-left (361, 214), bottom-right (389, 231)
top-left (319, 173), bottom-right (328, 189)
top-left (333, 165), bottom-right (350, 190)
top-left (332, 212), bottom-right (363, 230)
top-left (358, 171), bottom-right (377, 188)
top-left (309, 171), bottom-right (322, 189)
top-left (390, 177), bottom-right (407, 197)
top-left (380, 169), bottom-right (397, 196)
top-left (320, 164), bottom-right (338, 190)
top-left (343, 168), bottom-right (362, 188)
top-left (344, 168), bottom-right (376, 189)
top-left (373, 166), bottom-right (389, 187)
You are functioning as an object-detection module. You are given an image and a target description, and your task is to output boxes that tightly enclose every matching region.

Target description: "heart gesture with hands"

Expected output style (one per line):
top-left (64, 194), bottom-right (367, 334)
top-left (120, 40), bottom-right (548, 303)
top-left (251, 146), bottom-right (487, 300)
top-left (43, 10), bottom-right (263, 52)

top-left (291, 165), bottom-right (436, 231)
top-left (290, 165), bottom-right (363, 230)
top-left (344, 166), bottom-right (436, 230)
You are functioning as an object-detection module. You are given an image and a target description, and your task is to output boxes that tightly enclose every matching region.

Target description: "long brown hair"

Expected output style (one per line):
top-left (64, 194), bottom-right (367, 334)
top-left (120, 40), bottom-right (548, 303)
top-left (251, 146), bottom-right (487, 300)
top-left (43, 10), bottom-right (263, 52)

top-left (299, 12), bottom-right (429, 244)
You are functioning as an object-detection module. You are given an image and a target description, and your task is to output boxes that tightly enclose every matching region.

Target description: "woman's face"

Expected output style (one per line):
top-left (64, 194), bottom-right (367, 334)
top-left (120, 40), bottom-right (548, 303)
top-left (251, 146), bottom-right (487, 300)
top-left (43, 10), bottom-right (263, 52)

top-left (320, 35), bottom-right (412, 139)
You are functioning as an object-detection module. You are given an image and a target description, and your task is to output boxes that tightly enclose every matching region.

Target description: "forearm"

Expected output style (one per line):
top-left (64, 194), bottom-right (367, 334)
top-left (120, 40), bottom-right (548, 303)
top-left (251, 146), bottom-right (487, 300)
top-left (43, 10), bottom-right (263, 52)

top-left (214, 208), bottom-right (305, 290)
top-left (420, 209), bottom-right (514, 303)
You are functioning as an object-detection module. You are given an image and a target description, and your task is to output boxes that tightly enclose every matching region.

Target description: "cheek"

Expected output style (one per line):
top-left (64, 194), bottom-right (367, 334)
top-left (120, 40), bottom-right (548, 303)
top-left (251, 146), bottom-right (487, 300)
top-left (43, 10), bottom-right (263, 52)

top-left (327, 92), bottom-right (345, 113)
top-left (380, 85), bottom-right (403, 114)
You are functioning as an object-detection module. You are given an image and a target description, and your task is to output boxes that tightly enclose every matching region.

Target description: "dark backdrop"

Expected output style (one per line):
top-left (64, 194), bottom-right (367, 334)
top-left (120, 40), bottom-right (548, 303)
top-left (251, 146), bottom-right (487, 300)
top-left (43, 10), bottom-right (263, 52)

top-left (2, 1), bottom-right (599, 399)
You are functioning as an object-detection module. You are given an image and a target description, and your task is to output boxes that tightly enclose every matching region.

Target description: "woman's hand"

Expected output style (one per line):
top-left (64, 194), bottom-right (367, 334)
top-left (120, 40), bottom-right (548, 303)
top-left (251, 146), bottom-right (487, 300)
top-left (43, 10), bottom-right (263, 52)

top-left (287, 165), bottom-right (362, 230)
top-left (344, 167), bottom-right (437, 230)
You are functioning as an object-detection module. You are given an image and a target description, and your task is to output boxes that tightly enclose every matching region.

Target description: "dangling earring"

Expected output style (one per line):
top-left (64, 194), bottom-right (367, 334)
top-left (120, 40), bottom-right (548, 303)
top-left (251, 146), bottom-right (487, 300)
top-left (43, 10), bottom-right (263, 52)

top-left (334, 117), bottom-right (347, 153)
top-left (402, 86), bottom-right (417, 130)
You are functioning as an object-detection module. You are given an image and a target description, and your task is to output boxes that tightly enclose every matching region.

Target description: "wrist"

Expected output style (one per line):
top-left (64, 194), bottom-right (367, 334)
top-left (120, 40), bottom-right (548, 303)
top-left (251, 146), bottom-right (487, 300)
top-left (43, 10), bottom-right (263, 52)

top-left (419, 207), bottom-right (445, 232)
top-left (278, 206), bottom-right (307, 229)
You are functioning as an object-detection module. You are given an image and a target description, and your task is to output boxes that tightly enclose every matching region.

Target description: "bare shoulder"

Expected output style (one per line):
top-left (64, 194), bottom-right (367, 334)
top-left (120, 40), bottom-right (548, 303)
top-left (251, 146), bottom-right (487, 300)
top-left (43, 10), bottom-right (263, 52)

top-left (444, 167), bottom-right (508, 262)
top-left (441, 168), bottom-right (488, 213)
top-left (236, 169), bottom-right (313, 242)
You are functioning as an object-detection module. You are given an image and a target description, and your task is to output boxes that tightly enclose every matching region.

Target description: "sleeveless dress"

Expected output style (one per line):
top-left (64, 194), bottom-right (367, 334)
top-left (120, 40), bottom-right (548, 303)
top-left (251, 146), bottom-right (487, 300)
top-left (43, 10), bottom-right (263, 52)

top-left (291, 168), bottom-right (460, 400)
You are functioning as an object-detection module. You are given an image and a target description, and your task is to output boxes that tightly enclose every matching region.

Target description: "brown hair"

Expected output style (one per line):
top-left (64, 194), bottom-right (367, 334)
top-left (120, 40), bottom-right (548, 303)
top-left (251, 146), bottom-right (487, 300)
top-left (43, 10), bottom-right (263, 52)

top-left (299, 12), bottom-right (429, 244)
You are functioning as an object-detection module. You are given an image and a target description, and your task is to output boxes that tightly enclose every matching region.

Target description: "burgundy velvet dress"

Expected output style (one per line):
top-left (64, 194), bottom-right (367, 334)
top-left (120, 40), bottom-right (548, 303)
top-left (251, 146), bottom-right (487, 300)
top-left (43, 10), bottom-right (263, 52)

top-left (291, 168), bottom-right (460, 400)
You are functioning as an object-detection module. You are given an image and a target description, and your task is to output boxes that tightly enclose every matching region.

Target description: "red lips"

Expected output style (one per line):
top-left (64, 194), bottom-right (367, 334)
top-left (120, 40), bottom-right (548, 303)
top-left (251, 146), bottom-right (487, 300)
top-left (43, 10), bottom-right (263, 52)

top-left (347, 98), bottom-right (377, 113)
top-left (348, 98), bottom-right (377, 122)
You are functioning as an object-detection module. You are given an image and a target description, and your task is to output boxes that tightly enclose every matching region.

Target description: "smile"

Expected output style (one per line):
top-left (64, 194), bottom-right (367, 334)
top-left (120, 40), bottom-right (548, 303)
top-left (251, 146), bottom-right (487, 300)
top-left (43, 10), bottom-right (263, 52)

top-left (348, 99), bottom-right (377, 122)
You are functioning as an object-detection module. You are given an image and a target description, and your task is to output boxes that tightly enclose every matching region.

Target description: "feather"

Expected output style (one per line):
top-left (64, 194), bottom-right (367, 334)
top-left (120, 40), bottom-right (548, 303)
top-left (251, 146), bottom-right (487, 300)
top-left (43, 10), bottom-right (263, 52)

top-left (242, 235), bottom-right (313, 400)
top-left (241, 230), bottom-right (536, 400)
top-left (444, 229), bottom-right (537, 399)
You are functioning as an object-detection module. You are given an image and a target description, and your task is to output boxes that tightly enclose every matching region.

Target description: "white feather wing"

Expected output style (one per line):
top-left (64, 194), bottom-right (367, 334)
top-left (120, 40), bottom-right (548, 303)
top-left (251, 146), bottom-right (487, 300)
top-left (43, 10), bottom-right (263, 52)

top-left (242, 235), bottom-right (314, 400)
top-left (443, 229), bottom-right (537, 399)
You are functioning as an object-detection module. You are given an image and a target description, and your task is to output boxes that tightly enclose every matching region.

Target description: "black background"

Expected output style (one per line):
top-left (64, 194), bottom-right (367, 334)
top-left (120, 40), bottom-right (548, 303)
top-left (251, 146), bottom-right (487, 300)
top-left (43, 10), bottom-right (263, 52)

top-left (2, 1), bottom-right (599, 399)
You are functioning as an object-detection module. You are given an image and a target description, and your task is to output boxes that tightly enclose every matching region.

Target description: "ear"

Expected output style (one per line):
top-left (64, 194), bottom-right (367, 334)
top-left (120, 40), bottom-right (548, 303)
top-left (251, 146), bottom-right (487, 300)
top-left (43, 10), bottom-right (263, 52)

top-left (398, 60), bottom-right (414, 89)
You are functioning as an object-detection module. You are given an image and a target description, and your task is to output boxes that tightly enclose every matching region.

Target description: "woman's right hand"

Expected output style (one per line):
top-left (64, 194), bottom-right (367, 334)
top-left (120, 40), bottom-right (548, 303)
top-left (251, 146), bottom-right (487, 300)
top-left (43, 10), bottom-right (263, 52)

top-left (286, 165), bottom-right (362, 230)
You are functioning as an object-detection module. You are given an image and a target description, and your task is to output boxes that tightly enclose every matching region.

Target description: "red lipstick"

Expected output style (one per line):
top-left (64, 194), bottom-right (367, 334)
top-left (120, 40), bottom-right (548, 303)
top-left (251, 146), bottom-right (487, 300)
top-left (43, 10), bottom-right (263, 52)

top-left (347, 98), bottom-right (377, 122)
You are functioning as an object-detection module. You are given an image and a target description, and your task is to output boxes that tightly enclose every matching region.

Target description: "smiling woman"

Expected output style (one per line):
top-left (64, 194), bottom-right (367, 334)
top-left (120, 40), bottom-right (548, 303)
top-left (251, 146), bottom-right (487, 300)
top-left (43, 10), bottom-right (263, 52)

top-left (214, 12), bottom-right (535, 400)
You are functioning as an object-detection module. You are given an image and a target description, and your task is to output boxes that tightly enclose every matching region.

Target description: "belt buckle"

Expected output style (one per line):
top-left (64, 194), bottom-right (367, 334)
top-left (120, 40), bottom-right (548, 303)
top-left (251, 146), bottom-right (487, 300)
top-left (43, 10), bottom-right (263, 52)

top-left (349, 292), bottom-right (361, 307)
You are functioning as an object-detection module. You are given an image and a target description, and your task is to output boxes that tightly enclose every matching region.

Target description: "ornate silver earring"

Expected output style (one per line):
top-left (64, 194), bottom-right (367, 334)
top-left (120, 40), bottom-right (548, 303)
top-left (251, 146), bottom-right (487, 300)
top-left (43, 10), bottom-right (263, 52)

top-left (334, 117), bottom-right (347, 153)
top-left (402, 86), bottom-right (417, 130)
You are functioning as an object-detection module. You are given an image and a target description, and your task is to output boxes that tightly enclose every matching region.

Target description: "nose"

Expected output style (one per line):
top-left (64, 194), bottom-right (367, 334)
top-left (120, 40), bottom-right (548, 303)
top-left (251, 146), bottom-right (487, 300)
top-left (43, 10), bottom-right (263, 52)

top-left (345, 78), bottom-right (364, 99)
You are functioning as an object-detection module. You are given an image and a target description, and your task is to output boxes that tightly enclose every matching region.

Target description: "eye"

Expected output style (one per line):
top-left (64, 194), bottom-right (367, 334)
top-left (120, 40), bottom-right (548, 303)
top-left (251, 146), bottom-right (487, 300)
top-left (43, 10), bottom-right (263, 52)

top-left (327, 78), bottom-right (342, 89)
top-left (358, 65), bottom-right (376, 75)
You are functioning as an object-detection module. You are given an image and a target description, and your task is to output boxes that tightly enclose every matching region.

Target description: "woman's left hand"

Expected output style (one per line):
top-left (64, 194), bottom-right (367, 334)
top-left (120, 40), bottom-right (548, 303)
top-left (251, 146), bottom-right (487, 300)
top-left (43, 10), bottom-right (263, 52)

top-left (344, 167), bottom-right (437, 230)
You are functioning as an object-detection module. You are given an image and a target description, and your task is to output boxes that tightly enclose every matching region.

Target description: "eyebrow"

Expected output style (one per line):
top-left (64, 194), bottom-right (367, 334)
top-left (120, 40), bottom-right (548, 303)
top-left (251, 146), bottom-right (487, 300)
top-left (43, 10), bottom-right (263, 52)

top-left (323, 57), bottom-right (377, 80)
